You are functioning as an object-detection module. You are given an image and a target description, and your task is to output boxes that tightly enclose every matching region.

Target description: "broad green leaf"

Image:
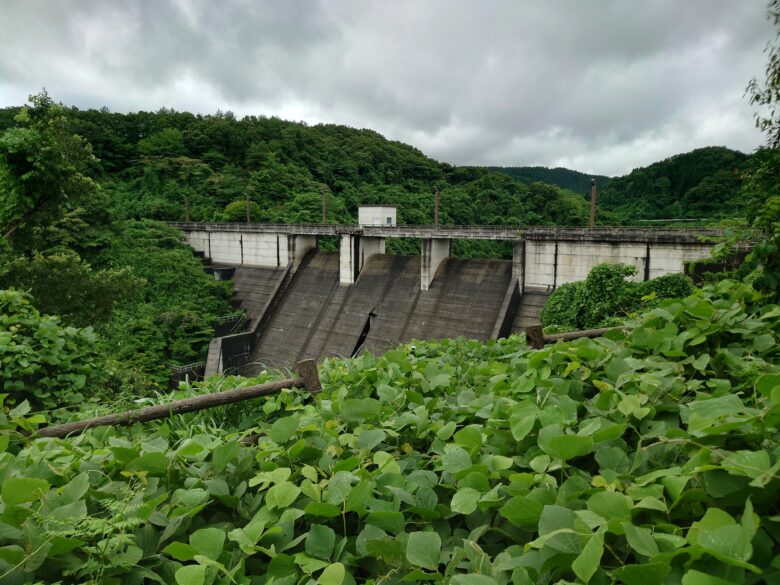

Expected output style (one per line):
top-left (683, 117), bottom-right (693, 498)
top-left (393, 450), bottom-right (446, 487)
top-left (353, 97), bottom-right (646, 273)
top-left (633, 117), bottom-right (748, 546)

top-left (436, 421), bottom-right (457, 440)
top-left (2, 478), bottom-right (50, 506)
top-left (537, 505), bottom-right (581, 554)
top-left (450, 576), bottom-right (498, 585)
top-left (189, 527), bottom-right (225, 560)
top-left (454, 426), bottom-right (483, 450)
top-left (366, 536), bottom-right (406, 564)
top-left (304, 502), bottom-right (341, 518)
top-left (269, 415), bottom-right (299, 443)
top-left (405, 531), bottom-right (441, 570)
top-left (325, 471), bottom-right (357, 505)
top-left (340, 398), bottom-right (381, 421)
top-left (162, 542), bottom-right (197, 561)
top-left (687, 507), bottom-right (758, 571)
top-left (295, 552), bottom-right (330, 574)
top-left (356, 525), bottom-right (387, 556)
top-left (175, 565), bottom-right (205, 585)
top-left (538, 425), bottom-right (594, 461)
top-left (622, 523), bottom-right (659, 557)
top-left (318, 562), bottom-right (345, 585)
top-left (451, 487), bottom-right (481, 515)
top-left (572, 533), bottom-right (603, 583)
top-left (499, 496), bottom-right (543, 528)
top-left (614, 563), bottom-right (671, 585)
top-left (358, 429), bottom-right (386, 450)
top-left (441, 445), bottom-right (472, 474)
top-left (212, 441), bottom-right (239, 472)
top-left (266, 481), bottom-right (301, 509)
top-left (756, 373), bottom-right (780, 397)
top-left (306, 524), bottom-right (336, 560)
top-left (587, 491), bottom-right (632, 527)
top-left (346, 480), bottom-right (374, 512)
top-left (366, 511), bottom-right (405, 533)
top-left (681, 570), bottom-right (739, 585)
top-left (126, 452), bottom-right (168, 475)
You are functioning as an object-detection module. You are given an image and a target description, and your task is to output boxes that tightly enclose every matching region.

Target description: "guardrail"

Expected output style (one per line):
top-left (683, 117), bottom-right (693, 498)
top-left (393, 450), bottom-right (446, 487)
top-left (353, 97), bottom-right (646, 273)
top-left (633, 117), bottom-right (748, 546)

top-left (168, 222), bottom-right (728, 243)
top-left (170, 361), bottom-right (206, 374)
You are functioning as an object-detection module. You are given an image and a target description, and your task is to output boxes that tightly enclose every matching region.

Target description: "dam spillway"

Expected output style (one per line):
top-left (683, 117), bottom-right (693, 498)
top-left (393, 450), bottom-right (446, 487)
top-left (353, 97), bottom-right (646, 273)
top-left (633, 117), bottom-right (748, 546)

top-left (241, 252), bottom-right (512, 374)
top-left (177, 222), bottom-right (723, 375)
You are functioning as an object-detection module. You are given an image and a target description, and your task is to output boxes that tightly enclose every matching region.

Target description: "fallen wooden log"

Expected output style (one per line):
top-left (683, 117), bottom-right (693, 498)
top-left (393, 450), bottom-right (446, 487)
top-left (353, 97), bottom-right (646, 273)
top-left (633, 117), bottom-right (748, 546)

top-left (525, 326), bottom-right (619, 349)
top-left (37, 359), bottom-right (321, 439)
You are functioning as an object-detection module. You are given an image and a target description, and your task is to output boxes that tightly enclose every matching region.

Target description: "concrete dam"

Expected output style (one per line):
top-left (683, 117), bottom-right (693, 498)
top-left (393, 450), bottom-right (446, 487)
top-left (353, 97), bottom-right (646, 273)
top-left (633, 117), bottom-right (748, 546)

top-left (171, 222), bottom-right (721, 375)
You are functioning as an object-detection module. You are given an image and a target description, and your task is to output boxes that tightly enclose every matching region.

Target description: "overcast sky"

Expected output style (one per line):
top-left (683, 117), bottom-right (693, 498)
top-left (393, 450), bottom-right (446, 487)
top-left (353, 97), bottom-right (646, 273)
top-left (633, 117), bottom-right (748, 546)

top-left (0, 1), bottom-right (775, 176)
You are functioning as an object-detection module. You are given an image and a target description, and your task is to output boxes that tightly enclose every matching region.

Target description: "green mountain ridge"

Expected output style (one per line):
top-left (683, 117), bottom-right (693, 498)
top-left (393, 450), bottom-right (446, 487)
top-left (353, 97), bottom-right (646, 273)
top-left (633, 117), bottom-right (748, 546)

top-left (0, 105), bottom-right (752, 230)
top-left (489, 165), bottom-right (613, 198)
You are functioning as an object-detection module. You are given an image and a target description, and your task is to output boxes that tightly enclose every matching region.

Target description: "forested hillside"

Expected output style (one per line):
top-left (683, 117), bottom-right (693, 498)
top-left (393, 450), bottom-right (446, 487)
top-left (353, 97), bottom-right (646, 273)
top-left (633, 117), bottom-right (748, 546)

top-left (0, 105), bottom-right (590, 233)
top-left (597, 146), bottom-right (750, 220)
top-left (0, 104), bottom-right (753, 231)
top-left (489, 166), bottom-right (612, 199)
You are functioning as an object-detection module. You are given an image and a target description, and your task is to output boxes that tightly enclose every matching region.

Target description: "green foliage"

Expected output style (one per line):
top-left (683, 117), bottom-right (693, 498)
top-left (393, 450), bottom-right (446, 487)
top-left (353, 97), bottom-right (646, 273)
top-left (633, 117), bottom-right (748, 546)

top-left (597, 147), bottom-right (749, 221)
top-left (222, 200), bottom-right (261, 222)
top-left (0, 279), bottom-right (777, 584)
top-left (542, 263), bottom-right (694, 330)
top-left (97, 221), bottom-right (233, 382)
top-left (1, 250), bottom-right (141, 326)
top-left (0, 91), bottom-right (99, 245)
top-left (0, 289), bottom-right (102, 410)
top-left (490, 165), bottom-right (612, 199)
top-left (747, 0), bottom-right (780, 147)
top-left (639, 272), bottom-right (695, 300)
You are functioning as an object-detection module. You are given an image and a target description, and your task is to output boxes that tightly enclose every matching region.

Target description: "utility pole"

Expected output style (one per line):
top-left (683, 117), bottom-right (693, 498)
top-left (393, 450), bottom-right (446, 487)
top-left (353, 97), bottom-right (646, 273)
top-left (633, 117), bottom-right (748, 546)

top-left (434, 185), bottom-right (439, 226)
top-left (589, 179), bottom-right (597, 228)
top-left (185, 195), bottom-right (190, 223)
top-left (245, 193), bottom-right (251, 223)
top-left (321, 185), bottom-right (327, 224)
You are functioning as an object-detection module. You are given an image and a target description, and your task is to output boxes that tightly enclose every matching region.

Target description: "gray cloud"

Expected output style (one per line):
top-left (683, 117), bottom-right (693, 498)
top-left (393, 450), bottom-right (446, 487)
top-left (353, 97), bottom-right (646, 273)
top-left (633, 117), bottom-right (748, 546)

top-left (0, 0), bottom-right (774, 175)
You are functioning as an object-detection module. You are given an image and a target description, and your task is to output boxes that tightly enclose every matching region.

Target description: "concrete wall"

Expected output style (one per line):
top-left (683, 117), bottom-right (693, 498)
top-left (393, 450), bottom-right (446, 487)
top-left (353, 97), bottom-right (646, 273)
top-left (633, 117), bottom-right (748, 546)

top-left (556, 241), bottom-right (648, 285)
top-left (359, 237), bottom-right (385, 270)
top-left (523, 240), bottom-right (714, 291)
top-left (340, 234), bottom-right (358, 284)
top-left (209, 231), bottom-right (245, 264)
top-left (186, 230), bottom-right (210, 256)
top-left (421, 238), bottom-right (451, 291)
top-left (184, 230), bottom-right (317, 268)
top-left (647, 243), bottom-right (713, 279)
top-left (359, 206), bottom-right (397, 226)
top-left (241, 233), bottom-right (286, 266)
top-left (524, 241), bottom-right (557, 291)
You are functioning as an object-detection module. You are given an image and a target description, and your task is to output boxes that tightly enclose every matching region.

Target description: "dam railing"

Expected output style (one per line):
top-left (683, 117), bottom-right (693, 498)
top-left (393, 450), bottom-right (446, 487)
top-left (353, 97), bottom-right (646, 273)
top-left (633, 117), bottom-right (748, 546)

top-left (168, 222), bottom-right (727, 243)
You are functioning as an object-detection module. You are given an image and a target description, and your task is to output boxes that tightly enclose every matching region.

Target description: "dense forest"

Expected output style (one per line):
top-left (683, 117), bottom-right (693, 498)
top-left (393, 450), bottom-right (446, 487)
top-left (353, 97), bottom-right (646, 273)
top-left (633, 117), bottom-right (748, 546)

top-left (0, 104), bottom-right (753, 233)
top-left (597, 147), bottom-right (751, 220)
top-left (489, 166), bottom-right (612, 199)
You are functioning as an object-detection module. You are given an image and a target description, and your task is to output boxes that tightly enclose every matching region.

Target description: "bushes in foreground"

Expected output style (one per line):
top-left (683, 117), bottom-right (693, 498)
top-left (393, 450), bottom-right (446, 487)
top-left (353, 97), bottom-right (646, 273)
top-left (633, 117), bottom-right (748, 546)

top-left (0, 279), bottom-right (777, 584)
top-left (541, 263), bottom-right (694, 330)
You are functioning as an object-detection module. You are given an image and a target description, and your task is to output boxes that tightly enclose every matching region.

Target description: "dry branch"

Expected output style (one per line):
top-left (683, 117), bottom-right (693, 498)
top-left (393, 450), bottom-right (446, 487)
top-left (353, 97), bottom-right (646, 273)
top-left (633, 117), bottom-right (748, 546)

top-left (525, 325), bottom-right (619, 349)
top-left (37, 359), bottom-right (320, 439)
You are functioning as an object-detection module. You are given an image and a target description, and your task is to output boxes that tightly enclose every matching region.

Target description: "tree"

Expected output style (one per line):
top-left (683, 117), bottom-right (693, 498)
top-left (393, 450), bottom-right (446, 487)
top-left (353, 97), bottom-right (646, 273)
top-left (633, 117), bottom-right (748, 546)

top-left (748, 0), bottom-right (780, 147)
top-left (0, 91), bottom-right (98, 243)
top-left (223, 199), bottom-right (261, 222)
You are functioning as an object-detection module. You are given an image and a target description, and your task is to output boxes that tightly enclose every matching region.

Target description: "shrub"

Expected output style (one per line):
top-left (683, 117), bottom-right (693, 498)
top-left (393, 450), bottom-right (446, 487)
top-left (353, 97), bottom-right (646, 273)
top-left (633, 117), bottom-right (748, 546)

top-left (542, 263), bottom-right (695, 330)
top-left (223, 200), bottom-right (261, 222)
top-left (0, 289), bottom-right (102, 410)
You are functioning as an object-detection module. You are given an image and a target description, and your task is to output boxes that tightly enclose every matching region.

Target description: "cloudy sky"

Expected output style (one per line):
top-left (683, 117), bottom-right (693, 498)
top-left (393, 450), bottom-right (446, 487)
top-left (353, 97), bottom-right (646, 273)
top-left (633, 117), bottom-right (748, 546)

top-left (0, 1), bottom-right (775, 175)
